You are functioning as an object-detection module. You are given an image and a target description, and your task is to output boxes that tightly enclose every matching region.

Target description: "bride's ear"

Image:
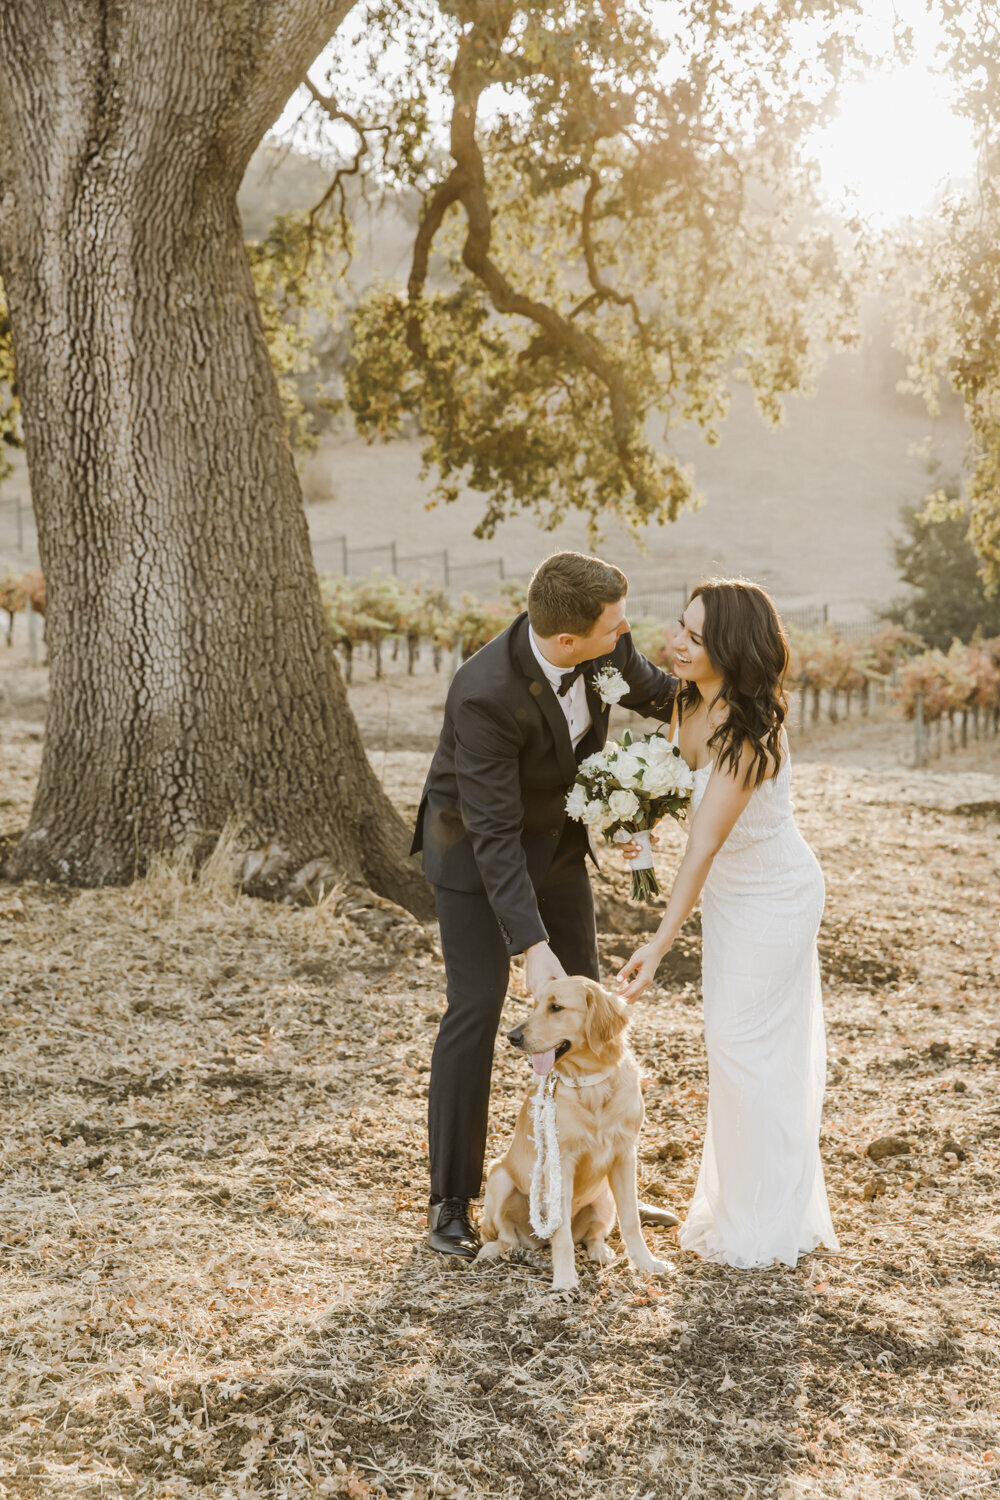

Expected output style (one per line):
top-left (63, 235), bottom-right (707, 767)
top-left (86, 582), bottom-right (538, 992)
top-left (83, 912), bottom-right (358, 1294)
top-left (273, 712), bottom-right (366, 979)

top-left (583, 980), bottom-right (628, 1052)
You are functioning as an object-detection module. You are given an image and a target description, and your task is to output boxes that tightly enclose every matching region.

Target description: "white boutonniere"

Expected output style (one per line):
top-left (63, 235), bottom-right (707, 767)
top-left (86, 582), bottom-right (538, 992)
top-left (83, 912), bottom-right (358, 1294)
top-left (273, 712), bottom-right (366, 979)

top-left (591, 664), bottom-right (629, 707)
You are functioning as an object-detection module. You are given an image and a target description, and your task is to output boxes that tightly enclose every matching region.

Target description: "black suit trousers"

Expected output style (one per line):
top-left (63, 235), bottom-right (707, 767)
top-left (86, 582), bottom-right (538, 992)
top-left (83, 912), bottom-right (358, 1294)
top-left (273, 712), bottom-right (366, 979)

top-left (428, 835), bottom-right (600, 1201)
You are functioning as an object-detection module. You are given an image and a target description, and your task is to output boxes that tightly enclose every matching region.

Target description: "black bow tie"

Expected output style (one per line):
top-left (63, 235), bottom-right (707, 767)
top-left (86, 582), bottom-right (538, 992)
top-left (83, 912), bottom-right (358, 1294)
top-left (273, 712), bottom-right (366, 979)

top-left (557, 664), bottom-right (585, 697)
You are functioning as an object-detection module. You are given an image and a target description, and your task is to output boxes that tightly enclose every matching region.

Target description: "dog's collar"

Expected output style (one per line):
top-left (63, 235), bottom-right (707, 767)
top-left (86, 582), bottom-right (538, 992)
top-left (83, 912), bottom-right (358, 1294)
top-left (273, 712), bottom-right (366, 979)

top-left (553, 1068), bottom-right (612, 1089)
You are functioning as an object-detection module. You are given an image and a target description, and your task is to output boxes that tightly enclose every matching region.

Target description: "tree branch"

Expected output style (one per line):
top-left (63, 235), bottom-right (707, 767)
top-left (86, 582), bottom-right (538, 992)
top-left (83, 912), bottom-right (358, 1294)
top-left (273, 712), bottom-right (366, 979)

top-left (579, 168), bottom-right (648, 340)
top-left (405, 0), bottom-right (641, 465)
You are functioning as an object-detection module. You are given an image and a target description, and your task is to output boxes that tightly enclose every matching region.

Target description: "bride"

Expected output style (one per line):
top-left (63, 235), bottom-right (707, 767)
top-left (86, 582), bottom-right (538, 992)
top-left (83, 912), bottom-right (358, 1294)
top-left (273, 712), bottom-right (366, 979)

top-left (617, 579), bottom-right (839, 1269)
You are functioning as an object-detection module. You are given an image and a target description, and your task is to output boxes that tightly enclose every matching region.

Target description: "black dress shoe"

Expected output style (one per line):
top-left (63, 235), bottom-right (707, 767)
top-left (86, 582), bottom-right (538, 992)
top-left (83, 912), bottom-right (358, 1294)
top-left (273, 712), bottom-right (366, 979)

top-left (427, 1198), bottom-right (479, 1259)
top-left (638, 1201), bottom-right (681, 1229)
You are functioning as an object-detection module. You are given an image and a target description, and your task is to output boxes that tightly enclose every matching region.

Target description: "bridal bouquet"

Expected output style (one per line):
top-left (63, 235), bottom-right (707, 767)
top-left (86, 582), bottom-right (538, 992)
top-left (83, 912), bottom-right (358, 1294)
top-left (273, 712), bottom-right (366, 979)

top-left (565, 730), bottom-right (695, 900)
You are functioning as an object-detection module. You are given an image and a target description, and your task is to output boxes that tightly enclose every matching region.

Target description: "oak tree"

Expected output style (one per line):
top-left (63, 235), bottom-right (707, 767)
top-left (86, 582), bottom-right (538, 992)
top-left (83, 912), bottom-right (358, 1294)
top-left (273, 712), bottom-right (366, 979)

top-left (0, 0), bottom-right (436, 910)
top-left (889, 0), bottom-right (1000, 591)
top-left (0, 0), bottom-right (860, 904)
top-left (336, 0), bottom-right (862, 536)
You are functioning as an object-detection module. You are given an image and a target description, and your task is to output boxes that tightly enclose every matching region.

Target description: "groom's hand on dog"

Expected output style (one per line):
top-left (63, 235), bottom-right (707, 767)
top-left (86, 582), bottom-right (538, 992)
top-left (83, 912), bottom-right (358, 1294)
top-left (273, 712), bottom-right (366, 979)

top-left (524, 940), bottom-right (567, 997)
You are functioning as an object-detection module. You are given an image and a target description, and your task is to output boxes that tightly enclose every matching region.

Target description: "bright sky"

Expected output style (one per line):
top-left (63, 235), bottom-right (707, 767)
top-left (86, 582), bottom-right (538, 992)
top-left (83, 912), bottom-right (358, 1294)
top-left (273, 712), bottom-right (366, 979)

top-left (278, 0), bottom-right (977, 226)
top-left (810, 2), bottom-right (975, 221)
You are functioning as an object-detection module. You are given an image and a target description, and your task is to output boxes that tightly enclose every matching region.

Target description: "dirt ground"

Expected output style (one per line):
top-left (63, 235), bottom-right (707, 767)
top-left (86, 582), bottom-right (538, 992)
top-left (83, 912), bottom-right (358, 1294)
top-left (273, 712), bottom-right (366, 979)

top-left (1, 644), bottom-right (999, 1500)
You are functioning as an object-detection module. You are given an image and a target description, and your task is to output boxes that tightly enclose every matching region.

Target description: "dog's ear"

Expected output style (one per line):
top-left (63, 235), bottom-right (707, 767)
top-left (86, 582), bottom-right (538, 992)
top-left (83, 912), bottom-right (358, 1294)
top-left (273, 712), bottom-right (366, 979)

top-left (583, 980), bottom-right (628, 1053)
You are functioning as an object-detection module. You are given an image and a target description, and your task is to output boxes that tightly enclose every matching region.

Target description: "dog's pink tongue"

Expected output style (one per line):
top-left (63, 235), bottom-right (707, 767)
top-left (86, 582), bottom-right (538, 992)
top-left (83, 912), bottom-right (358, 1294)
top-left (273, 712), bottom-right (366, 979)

top-left (532, 1048), bottom-right (557, 1076)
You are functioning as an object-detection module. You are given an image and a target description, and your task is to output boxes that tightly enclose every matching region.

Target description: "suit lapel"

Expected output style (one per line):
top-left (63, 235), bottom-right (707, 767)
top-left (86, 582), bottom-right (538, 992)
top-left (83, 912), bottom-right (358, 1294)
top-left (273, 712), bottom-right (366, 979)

top-left (511, 615), bottom-right (578, 784)
top-left (582, 666), bottom-right (611, 750)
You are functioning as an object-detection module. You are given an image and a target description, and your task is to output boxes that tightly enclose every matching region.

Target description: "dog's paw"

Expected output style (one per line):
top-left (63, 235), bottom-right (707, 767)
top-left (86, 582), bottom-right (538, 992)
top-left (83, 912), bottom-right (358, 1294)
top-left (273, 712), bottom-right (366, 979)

top-left (587, 1241), bottom-right (616, 1266)
top-left (635, 1255), bottom-right (669, 1277)
top-left (551, 1275), bottom-right (580, 1294)
top-left (475, 1241), bottom-right (504, 1263)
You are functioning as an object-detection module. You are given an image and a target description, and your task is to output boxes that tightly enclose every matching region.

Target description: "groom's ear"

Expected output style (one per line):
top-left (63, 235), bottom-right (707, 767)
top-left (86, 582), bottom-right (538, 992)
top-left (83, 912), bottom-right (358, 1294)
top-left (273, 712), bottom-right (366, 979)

top-left (583, 980), bottom-right (628, 1052)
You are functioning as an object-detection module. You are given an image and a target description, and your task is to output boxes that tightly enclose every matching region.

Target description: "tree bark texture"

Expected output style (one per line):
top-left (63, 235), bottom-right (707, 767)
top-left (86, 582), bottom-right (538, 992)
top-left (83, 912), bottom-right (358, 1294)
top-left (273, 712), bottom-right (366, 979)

top-left (0, 0), bottom-right (431, 914)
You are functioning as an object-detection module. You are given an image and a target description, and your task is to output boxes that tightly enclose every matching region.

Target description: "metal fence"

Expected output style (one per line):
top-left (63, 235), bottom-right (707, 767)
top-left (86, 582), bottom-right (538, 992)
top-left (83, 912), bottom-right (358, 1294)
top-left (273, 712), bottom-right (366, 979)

top-left (2, 499), bottom-right (883, 639)
top-left (309, 540), bottom-right (881, 634)
top-left (310, 534), bottom-right (508, 592)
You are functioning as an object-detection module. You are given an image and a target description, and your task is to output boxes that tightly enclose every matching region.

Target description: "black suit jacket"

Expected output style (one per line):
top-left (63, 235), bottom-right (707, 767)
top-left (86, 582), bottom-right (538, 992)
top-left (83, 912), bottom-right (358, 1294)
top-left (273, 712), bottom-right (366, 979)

top-left (412, 612), bottom-right (677, 955)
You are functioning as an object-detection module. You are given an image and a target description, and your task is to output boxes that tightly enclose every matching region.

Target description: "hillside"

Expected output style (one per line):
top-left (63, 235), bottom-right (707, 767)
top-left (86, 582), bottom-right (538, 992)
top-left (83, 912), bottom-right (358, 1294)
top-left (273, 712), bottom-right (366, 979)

top-left (0, 144), bottom-right (971, 616)
top-left (301, 345), bottom-right (967, 613)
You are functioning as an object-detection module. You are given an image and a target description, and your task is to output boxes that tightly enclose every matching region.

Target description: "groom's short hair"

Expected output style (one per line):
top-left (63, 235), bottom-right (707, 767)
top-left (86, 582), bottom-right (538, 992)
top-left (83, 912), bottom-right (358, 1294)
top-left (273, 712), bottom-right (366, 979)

top-left (527, 552), bottom-right (628, 638)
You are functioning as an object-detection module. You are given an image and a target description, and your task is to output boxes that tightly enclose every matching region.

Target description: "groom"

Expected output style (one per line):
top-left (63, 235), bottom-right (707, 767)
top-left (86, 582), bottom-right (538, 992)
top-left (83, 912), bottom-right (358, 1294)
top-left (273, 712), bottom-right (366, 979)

top-left (412, 551), bottom-right (680, 1257)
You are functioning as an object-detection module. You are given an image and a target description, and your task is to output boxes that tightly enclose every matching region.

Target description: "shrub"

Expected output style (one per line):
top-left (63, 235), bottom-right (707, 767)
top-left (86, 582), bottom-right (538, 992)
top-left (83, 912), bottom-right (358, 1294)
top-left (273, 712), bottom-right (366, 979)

top-left (885, 498), bottom-right (1000, 650)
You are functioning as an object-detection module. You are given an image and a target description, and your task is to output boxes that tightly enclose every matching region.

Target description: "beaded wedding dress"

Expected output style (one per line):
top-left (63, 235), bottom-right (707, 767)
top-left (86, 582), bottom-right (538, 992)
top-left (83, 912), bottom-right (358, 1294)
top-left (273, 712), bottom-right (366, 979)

top-left (678, 736), bottom-right (840, 1268)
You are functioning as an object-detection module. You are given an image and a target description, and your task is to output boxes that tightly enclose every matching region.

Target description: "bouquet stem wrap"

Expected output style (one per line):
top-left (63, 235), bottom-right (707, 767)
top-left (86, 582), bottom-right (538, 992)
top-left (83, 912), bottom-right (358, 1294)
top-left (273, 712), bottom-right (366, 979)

top-left (614, 828), bottom-right (659, 900)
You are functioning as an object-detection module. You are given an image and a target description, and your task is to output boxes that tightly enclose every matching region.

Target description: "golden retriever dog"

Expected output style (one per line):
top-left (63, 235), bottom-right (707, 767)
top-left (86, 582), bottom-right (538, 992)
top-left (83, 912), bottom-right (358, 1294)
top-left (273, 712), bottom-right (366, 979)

top-left (477, 976), bottom-right (668, 1291)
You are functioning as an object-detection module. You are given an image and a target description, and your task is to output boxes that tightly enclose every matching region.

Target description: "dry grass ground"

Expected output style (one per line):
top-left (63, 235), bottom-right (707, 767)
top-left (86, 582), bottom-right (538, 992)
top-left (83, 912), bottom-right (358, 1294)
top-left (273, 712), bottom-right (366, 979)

top-left (1, 646), bottom-right (999, 1500)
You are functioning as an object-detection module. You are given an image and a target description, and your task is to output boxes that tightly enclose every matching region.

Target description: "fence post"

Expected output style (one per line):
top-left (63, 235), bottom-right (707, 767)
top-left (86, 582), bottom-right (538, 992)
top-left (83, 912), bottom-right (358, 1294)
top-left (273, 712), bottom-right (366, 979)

top-left (499, 558), bottom-right (505, 580)
top-left (390, 541), bottom-right (398, 576)
top-left (822, 603), bottom-right (829, 626)
top-left (443, 549), bottom-right (450, 589)
top-left (26, 598), bottom-right (38, 666)
top-left (914, 690), bottom-right (925, 768)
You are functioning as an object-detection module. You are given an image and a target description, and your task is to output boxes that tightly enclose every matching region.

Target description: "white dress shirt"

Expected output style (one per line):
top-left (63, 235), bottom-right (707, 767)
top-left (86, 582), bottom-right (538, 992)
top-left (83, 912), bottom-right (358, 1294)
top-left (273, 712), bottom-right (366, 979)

top-left (529, 629), bottom-right (593, 749)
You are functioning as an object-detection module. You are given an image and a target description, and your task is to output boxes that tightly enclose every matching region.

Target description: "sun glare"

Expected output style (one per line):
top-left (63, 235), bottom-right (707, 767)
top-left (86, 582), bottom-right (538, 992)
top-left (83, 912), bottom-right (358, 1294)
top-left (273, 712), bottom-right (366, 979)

top-left (812, 64), bottom-right (975, 222)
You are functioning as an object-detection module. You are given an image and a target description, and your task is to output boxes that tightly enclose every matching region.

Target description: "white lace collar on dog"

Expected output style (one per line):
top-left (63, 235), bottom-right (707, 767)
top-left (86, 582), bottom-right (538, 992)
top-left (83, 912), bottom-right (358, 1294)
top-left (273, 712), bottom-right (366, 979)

top-left (553, 1068), bottom-right (612, 1089)
top-left (529, 1066), bottom-right (614, 1237)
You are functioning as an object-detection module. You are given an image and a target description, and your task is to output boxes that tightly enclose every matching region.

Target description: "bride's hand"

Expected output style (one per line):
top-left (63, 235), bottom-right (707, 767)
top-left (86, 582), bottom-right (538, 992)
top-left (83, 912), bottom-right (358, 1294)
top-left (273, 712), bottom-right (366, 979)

top-left (620, 831), bottom-right (660, 862)
top-left (617, 941), bottom-right (669, 1002)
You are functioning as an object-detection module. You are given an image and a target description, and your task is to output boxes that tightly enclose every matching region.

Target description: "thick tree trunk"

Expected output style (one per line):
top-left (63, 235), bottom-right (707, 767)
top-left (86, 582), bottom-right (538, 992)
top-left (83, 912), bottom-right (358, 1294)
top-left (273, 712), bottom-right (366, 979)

top-left (0, 0), bottom-right (432, 915)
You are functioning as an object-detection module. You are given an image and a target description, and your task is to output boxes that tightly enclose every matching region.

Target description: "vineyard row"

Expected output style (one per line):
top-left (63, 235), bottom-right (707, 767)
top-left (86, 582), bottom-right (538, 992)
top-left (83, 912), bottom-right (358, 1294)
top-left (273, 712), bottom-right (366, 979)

top-left (313, 573), bottom-right (999, 728)
top-left (3, 567), bottom-right (998, 752)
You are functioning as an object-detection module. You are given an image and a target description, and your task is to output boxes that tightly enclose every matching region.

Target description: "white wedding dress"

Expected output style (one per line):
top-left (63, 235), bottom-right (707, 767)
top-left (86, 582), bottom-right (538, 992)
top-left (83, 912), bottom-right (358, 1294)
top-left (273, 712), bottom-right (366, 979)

top-left (677, 735), bottom-right (840, 1268)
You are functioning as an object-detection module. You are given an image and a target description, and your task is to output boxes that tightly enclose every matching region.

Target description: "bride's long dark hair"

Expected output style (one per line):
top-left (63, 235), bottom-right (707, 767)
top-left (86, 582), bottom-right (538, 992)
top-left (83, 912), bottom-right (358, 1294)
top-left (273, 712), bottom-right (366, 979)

top-left (678, 578), bottom-right (789, 789)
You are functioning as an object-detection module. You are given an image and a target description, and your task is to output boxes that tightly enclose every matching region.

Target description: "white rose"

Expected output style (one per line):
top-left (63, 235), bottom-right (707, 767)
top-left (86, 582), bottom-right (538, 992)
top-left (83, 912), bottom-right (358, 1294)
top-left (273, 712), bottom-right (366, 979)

top-left (565, 783), bottom-right (589, 819)
top-left (639, 765), bottom-right (671, 796)
top-left (641, 734), bottom-right (674, 760)
top-left (610, 750), bottom-right (642, 787)
top-left (578, 751), bottom-right (607, 775)
top-left (582, 798), bottom-right (609, 829)
top-left (644, 757), bottom-right (694, 796)
top-left (608, 788), bottom-right (640, 822)
top-left (673, 761), bottom-right (695, 792)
